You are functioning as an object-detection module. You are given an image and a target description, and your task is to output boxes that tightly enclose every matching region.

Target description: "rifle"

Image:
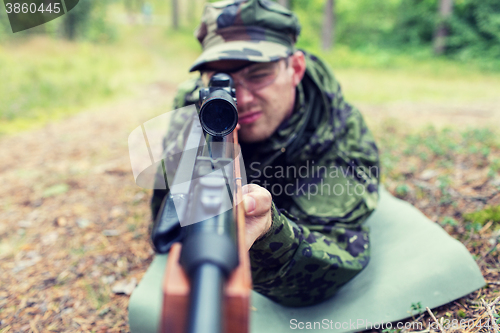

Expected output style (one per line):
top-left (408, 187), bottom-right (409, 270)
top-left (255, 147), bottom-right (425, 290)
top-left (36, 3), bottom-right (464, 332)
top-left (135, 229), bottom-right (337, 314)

top-left (150, 73), bottom-right (251, 333)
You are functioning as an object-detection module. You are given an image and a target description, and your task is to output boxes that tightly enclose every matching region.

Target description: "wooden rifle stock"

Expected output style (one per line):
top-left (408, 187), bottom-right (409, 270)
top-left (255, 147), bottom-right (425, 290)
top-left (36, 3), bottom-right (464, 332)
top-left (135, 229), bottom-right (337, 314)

top-left (160, 129), bottom-right (251, 333)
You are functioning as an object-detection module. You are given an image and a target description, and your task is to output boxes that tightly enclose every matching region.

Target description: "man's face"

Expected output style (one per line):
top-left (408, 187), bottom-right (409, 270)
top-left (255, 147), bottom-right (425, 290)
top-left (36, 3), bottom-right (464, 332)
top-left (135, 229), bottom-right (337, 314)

top-left (201, 51), bottom-right (306, 143)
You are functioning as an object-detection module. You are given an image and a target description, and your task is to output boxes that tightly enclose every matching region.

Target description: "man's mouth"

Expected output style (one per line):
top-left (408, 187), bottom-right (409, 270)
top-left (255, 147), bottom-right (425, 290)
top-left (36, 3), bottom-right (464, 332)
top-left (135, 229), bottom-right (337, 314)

top-left (238, 111), bottom-right (262, 125)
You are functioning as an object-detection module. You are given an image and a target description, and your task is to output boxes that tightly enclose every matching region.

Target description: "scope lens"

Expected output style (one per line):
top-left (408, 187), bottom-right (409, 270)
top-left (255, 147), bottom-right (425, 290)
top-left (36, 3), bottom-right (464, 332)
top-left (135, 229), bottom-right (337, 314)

top-left (200, 100), bottom-right (237, 136)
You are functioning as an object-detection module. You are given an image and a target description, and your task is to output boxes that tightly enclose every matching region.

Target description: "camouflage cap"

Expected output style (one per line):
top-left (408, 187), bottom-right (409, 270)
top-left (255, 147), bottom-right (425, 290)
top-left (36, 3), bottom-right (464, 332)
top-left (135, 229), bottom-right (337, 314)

top-left (189, 0), bottom-right (301, 72)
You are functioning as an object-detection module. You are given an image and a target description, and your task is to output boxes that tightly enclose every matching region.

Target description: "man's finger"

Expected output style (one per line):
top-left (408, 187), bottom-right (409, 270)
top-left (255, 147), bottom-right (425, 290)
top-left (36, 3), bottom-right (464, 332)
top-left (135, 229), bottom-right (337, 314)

top-left (243, 195), bottom-right (256, 213)
top-left (241, 183), bottom-right (260, 195)
top-left (242, 188), bottom-right (272, 216)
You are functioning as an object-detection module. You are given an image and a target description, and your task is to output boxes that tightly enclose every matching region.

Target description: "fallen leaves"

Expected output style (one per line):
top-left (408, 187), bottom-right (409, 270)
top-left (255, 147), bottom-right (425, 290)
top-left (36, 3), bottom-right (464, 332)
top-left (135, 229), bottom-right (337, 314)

top-left (0, 97), bottom-right (159, 332)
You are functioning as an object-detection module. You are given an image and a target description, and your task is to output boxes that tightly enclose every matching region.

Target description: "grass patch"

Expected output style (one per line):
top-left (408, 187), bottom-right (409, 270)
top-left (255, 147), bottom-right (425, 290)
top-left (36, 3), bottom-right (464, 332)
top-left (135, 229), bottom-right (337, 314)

top-left (42, 183), bottom-right (70, 198)
top-left (0, 36), bottom-right (157, 135)
top-left (0, 20), bottom-right (207, 136)
top-left (375, 122), bottom-right (500, 253)
top-left (333, 65), bottom-right (500, 106)
top-left (376, 124), bottom-right (500, 180)
top-left (463, 206), bottom-right (500, 226)
top-left (82, 280), bottom-right (110, 310)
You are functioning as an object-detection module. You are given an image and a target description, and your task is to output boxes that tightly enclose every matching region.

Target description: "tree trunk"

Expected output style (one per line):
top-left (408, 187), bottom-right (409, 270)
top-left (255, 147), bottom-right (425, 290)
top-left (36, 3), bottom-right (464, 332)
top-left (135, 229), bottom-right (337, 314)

top-left (172, 0), bottom-right (179, 30)
top-left (433, 0), bottom-right (453, 55)
top-left (187, 0), bottom-right (196, 25)
top-left (277, 0), bottom-right (289, 9)
top-left (322, 0), bottom-right (335, 50)
top-left (62, 0), bottom-right (91, 40)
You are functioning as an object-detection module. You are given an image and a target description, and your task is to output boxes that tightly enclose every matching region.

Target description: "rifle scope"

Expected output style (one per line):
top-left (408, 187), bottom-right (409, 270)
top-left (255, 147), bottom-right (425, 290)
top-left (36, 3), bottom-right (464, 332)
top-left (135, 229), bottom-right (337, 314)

top-left (199, 73), bottom-right (238, 137)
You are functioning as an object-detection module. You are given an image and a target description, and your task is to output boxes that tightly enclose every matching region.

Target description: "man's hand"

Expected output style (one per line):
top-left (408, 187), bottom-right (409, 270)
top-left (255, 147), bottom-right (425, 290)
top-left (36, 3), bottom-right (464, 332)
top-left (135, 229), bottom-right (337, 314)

top-left (242, 184), bottom-right (272, 251)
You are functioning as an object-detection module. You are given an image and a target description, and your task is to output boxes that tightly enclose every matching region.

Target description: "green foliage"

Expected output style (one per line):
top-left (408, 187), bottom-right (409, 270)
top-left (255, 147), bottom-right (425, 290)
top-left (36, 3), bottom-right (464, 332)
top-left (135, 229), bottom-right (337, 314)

top-left (489, 158), bottom-right (500, 178)
top-left (0, 6), bottom-right (10, 37)
top-left (395, 184), bottom-right (410, 197)
top-left (392, 127), bottom-right (499, 165)
top-left (0, 34), bottom-right (159, 134)
top-left (377, 125), bottom-right (500, 205)
top-left (62, 0), bottom-right (117, 42)
top-left (291, 0), bottom-right (323, 50)
top-left (463, 206), bottom-right (500, 225)
top-left (449, 0), bottom-right (500, 57)
top-left (335, 0), bottom-right (401, 48)
top-left (286, 0), bottom-right (500, 70)
top-left (42, 183), bottom-right (70, 198)
top-left (84, 282), bottom-right (110, 310)
top-left (63, 0), bottom-right (92, 39)
top-left (465, 221), bottom-right (483, 232)
top-left (441, 216), bottom-right (458, 226)
top-left (461, 128), bottom-right (500, 150)
top-left (380, 151), bottom-right (400, 178)
top-left (293, 0), bottom-right (401, 50)
top-left (437, 175), bottom-right (453, 204)
top-left (392, 0), bottom-right (438, 46)
top-left (410, 301), bottom-right (423, 314)
top-left (0, 44), bottom-right (114, 131)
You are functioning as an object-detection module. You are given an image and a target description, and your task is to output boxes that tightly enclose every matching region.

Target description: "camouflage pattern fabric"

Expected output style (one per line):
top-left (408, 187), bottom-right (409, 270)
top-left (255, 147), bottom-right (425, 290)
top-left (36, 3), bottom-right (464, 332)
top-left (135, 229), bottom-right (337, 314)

top-left (190, 0), bottom-right (301, 72)
top-left (151, 51), bottom-right (380, 307)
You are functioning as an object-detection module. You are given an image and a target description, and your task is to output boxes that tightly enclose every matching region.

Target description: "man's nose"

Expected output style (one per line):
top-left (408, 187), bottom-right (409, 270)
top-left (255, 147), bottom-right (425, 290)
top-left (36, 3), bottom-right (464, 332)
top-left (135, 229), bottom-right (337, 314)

top-left (234, 83), bottom-right (254, 109)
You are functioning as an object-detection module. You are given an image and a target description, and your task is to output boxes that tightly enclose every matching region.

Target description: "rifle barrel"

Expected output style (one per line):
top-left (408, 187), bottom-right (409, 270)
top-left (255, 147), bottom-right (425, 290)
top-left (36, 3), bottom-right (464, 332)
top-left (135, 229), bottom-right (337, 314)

top-left (187, 263), bottom-right (224, 333)
top-left (179, 134), bottom-right (239, 333)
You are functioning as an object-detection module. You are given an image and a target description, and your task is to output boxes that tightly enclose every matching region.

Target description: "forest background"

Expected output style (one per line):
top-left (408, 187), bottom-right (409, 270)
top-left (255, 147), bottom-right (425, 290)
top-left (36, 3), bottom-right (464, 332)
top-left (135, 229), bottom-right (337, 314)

top-left (0, 0), bottom-right (499, 332)
top-left (1, 0), bottom-right (500, 132)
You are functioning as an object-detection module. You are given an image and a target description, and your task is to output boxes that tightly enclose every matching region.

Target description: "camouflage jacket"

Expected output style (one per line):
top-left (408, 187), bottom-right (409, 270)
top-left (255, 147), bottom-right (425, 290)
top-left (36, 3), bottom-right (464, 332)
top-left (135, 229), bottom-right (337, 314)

top-left (151, 51), bottom-right (380, 307)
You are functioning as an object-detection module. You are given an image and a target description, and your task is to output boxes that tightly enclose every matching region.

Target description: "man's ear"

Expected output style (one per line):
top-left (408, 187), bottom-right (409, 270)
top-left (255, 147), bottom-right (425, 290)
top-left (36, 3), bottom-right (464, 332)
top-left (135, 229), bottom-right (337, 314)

top-left (290, 50), bottom-right (306, 87)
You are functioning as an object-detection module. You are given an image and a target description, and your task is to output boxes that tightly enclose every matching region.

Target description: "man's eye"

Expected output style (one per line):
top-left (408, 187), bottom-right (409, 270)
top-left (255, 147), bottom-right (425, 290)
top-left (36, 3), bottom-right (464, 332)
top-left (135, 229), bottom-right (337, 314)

top-left (246, 72), bottom-right (272, 82)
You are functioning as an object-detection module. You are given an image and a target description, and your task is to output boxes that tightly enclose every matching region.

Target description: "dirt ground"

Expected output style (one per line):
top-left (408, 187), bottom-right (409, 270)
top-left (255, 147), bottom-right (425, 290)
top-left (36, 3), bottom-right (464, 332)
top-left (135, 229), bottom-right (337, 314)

top-left (0, 83), bottom-right (499, 332)
top-left (0, 83), bottom-right (175, 332)
top-left (360, 100), bottom-right (500, 130)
